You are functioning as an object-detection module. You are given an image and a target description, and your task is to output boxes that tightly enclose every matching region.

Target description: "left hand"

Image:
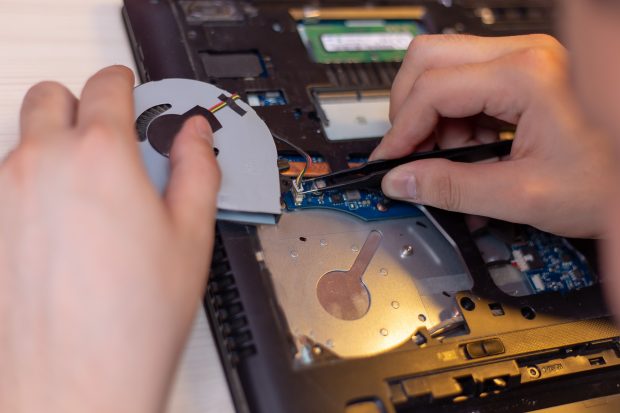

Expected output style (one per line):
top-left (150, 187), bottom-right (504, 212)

top-left (0, 66), bottom-right (220, 413)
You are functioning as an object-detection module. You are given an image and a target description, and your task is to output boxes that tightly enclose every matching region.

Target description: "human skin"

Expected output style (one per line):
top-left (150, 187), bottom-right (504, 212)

top-left (371, 33), bottom-right (616, 239)
top-left (374, 4), bottom-right (620, 313)
top-left (0, 66), bottom-right (220, 412)
top-left (2, 4), bottom-right (620, 412)
top-left (561, 0), bottom-right (620, 320)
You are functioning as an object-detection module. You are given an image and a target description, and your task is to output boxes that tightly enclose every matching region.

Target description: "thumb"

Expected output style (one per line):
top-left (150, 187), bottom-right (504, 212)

top-left (382, 158), bottom-right (523, 220)
top-left (165, 116), bottom-right (221, 242)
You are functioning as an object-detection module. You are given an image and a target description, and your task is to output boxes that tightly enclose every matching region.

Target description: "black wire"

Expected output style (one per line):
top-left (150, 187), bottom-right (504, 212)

top-left (272, 132), bottom-right (313, 188)
top-left (272, 132), bottom-right (311, 161)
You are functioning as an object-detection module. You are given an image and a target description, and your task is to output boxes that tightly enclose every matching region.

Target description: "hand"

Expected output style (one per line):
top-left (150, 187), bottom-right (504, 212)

top-left (0, 66), bottom-right (220, 412)
top-left (371, 34), bottom-right (615, 238)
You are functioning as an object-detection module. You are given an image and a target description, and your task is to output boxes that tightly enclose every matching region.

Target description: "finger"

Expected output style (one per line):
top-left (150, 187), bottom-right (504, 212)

top-left (20, 81), bottom-right (78, 141)
top-left (395, 118), bottom-right (495, 154)
top-left (373, 56), bottom-right (530, 160)
top-left (77, 65), bottom-right (135, 136)
top-left (390, 34), bottom-right (562, 121)
top-left (435, 118), bottom-right (474, 149)
top-left (416, 139), bottom-right (436, 153)
top-left (165, 116), bottom-right (220, 243)
top-left (435, 120), bottom-right (500, 149)
top-left (382, 158), bottom-right (531, 222)
top-left (472, 127), bottom-right (500, 145)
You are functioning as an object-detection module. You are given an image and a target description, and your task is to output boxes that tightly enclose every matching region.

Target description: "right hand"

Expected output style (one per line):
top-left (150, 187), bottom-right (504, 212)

top-left (371, 34), bottom-right (616, 238)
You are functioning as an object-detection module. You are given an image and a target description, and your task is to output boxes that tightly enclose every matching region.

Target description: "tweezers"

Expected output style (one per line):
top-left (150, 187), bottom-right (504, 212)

top-left (298, 140), bottom-right (513, 193)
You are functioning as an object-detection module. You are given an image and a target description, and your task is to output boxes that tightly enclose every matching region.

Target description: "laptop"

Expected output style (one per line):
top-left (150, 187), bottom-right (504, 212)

top-left (122, 1), bottom-right (620, 412)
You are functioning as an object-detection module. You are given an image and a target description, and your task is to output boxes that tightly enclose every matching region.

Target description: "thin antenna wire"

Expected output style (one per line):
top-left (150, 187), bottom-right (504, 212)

top-left (272, 132), bottom-right (313, 190)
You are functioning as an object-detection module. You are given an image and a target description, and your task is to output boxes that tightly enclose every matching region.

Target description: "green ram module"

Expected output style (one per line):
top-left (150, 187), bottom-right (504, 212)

top-left (297, 20), bottom-right (425, 64)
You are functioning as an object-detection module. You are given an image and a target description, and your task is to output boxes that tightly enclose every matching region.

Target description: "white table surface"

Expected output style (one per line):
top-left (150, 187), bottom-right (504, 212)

top-left (0, 1), bottom-right (235, 412)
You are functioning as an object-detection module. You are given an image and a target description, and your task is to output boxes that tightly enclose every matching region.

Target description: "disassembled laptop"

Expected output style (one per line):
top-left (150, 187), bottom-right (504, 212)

top-left (123, 1), bottom-right (620, 412)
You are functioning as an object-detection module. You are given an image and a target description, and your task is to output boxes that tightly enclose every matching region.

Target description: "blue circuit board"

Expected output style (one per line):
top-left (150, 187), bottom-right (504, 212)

top-left (247, 90), bottom-right (287, 107)
top-left (347, 156), bottom-right (370, 165)
top-left (283, 188), bottom-right (424, 221)
top-left (511, 228), bottom-right (596, 294)
top-left (281, 155), bottom-right (326, 164)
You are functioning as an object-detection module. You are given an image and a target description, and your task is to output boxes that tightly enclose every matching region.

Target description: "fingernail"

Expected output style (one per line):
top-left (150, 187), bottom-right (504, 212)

top-left (193, 116), bottom-right (213, 145)
top-left (385, 170), bottom-right (417, 200)
top-left (369, 145), bottom-right (385, 161)
top-left (368, 129), bottom-right (392, 161)
top-left (368, 149), bottom-right (380, 162)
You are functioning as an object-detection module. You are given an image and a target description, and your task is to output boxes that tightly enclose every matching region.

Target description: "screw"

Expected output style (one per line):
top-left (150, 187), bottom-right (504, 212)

top-left (380, 328), bottom-right (389, 336)
top-left (527, 366), bottom-right (541, 379)
top-left (391, 301), bottom-right (400, 309)
top-left (379, 268), bottom-right (388, 276)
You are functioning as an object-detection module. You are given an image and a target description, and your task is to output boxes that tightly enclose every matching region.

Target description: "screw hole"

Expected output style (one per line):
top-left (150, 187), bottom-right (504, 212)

top-left (299, 237), bottom-right (307, 242)
top-left (213, 147), bottom-right (220, 157)
top-left (489, 302), bottom-right (505, 316)
top-left (521, 306), bottom-right (536, 320)
top-left (460, 297), bottom-right (476, 311)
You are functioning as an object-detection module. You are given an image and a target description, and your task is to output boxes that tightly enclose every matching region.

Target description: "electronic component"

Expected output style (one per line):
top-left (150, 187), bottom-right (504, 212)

top-left (289, 6), bottom-right (427, 22)
top-left (133, 79), bottom-right (281, 224)
top-left (344, 190), bottom-right (361, 201)
top-left (272, 133), bottom-right (312, 190)
top-left (474, 232), bottom-right (513, 264)
top-left (246, 90), bottom-right (287, 107)
top-left (135, 103), bottom-right (171, 143)
top-left (201, 51), bottom-right (265, 78)
top-left (180, 0), bottom-right (244, 24)
top-left (315, 89), bottom-right (391, 141)
top-left (297, 20), bottom-right (425, 64)
top-left (299, 141), bottom-right (513, 194)
top-left (257, 208), bottom-right (472, 359)
top-left (488, 264), bottom-right (535, 297)
top-left (347, 156), bottom-right (369, 168)
top-left (476, 225), bottom-right (597, 296)
top-left (278, 155), bottom-right (331, 178)
top-left (512, 245), bottom-right (545, 272)
top-left (124, 3), bottom-right (615, 413)
top-left (455, 0), bottom-right (554, 35)
top-left (510, 228), bottom-right (596, 294)
top-left (474, 6), bottom-right (548, 26)
top-left (283, 188), bottom-right (423, 222)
